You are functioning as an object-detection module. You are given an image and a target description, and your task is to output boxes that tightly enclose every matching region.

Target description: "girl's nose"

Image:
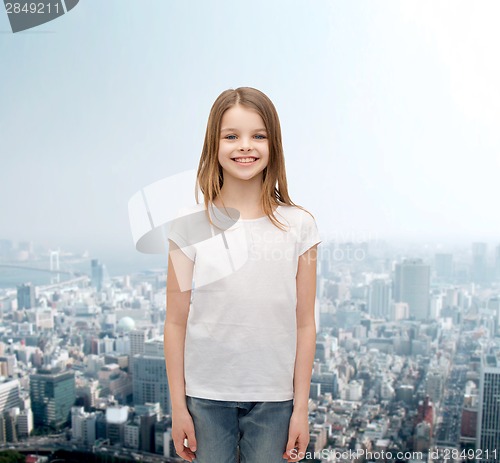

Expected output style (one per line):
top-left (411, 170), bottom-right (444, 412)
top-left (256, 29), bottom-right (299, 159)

top-left (239, 139), bottom-right (252, 151)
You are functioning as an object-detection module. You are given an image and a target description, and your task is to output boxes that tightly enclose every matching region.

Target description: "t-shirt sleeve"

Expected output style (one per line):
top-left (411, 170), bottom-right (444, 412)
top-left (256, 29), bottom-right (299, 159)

top-left (298, 210), bottom-right (322, 256)
top-left (167, 208), bottom-right (196, 262)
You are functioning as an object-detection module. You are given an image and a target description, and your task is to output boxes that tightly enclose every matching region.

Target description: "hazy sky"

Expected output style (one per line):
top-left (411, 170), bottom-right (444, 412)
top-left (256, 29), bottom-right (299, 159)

top-left (1, 0), bottom-right (499, 266)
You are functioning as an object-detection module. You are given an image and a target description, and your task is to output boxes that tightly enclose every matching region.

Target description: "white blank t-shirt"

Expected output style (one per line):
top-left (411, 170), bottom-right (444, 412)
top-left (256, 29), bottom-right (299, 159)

top-left (167, 203), bottom-right (321, 401)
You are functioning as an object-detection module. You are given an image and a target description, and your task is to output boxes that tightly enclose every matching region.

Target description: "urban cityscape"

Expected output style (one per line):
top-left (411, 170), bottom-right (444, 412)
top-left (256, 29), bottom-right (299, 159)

top-left (0, 236), bottom-right (500, 463)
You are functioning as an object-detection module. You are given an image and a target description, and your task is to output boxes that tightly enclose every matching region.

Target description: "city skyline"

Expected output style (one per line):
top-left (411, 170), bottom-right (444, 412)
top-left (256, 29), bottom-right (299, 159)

top-left (2, 227), bottom-right (500, 460)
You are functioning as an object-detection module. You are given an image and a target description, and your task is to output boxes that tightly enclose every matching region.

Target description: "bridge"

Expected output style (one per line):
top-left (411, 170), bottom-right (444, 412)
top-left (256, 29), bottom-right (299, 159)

top-left (0, 264), bottom-right (78, 276)
top-left (0, 263), bottom-right (90, 291)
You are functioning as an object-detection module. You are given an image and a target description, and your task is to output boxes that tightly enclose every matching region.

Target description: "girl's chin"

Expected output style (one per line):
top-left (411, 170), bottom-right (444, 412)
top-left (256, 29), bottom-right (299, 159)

top-left (222, 169), bottom-right (265, 180)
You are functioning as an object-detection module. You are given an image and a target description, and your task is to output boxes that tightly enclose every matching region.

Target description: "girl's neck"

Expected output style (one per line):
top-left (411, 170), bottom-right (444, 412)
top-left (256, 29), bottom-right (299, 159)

top-left (213, 183), bottom-right (266, 219)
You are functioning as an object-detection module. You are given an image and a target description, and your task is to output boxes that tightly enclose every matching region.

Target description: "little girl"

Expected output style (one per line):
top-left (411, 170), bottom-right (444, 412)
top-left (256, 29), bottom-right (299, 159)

top-left (164, 87), bottom-right (322, 463)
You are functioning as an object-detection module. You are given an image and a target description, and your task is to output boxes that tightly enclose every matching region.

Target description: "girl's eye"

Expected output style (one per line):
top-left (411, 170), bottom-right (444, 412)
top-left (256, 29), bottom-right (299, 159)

top-left (224, 134), bottom-right (267, 140)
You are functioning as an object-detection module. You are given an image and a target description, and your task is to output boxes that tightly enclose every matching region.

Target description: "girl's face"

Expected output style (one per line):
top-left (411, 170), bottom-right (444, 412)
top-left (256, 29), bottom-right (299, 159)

top-left (218, 104), bottom-right (270, 183)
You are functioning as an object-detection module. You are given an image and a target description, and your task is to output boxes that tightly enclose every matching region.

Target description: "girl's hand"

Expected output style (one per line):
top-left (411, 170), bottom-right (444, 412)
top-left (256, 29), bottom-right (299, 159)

top-left (283, 409), bottom-right (310, 462)
top-left (172, 408), bottom-right (197, 462)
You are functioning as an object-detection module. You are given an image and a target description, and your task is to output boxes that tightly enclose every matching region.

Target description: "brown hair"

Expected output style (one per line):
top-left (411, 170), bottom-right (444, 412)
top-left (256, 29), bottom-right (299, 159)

top-left (194, 86), bottom-right (314, 231)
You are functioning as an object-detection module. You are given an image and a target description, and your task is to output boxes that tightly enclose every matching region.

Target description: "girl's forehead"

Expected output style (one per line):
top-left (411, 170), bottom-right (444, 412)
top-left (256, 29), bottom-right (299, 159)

top-left (221, 105), bottom-right (265, 127)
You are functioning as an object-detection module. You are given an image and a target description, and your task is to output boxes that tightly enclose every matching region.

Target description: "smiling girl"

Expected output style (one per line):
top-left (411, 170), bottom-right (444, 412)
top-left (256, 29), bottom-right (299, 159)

top-left (165, 87), bottom-right (322, 463)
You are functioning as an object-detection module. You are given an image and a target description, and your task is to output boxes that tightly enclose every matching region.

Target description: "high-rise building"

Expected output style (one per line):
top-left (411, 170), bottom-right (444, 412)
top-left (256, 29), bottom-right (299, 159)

top-left (394, 259), bottom-right (430, 320)
top-left (311, 371), bottom-right (338, 398)
top-left (138, 409), bottom-right (158, 453)
top-left (16, 409), bottom-right (34, 438)
top-left (0, 415), bottom-right (5, 444)
top-left (413, 421), bottom-right (432, 454)
top-left (124, 417), bottom-right (140, 449)
top-left (477, 353), bottom-right (500, 462)
top-left (129, 329), bottom-right (147, 372)
top-left (434, 253), bottom-right (453, 281)
top-left (95, 411), bottom-right (107, 440)
top-left (16, 283), bottom-right (35, 310)
top-left (91, 259), bottom-right (109, 291)
top-left (0, 354), bottom-right (16, 377)
top-left (495, 244), bottom-right (500, 281)
top-left (461, 390), bottom-right (478, 445)
top-left (30, 369), bottom-right (75, 430)
top-left (132, 337), bottom-right (170, 415)
top-left (0, 379), bottom-right (21, 414)
top-left (129, 329), bottom-right (147, 358)
top-left (472, 242), bottom-right (488, 284)
top-left (4, 409), bottom-right (18, 442)
top-left (75, 378), bottom-right (99, 409)
top-left (487, 298), bottom-right (500, 336)
top-left (368, 279), bottom-right (392, 319)
top-left (71, 406), bottom-right (97, 445)
top-left (415, 396), bottom-right (434, 435)
top-left (129, 327), bottom-right (157, 370)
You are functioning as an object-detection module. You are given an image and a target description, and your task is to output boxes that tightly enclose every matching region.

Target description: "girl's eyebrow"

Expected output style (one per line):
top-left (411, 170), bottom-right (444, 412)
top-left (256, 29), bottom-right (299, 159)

top-left (220, 127), bottom-right (267, 133)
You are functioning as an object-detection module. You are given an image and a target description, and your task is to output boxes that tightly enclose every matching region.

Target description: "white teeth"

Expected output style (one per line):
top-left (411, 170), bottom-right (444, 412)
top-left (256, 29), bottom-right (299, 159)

top-left (233, 158), bottom-right (257, 163)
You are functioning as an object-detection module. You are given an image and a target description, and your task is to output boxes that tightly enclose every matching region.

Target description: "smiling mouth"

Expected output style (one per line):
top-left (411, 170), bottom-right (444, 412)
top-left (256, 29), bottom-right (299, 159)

top-left (232, 157), bottom-right (258, 163)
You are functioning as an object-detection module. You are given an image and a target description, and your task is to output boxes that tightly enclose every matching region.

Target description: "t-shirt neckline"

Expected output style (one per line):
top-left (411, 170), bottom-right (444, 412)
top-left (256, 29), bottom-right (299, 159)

top-left (239, 205), bottom-right (281, 222)
top-left (207, 202), bottom-right (282, 224)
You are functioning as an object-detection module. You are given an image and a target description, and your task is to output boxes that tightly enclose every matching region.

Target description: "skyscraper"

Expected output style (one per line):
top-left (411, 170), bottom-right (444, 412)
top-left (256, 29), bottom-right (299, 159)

top-left (368, 279), bottom-right (392, 319)
top-left (495, 244), bottom-right (500, 281)
top-left (393, 259), bottom-right (430, 320)
top-left (16, 283), bottom-right (35, 310)
top-left (477, 352), bottom-right (500, 463)
top-left (0, 379), bottom-right (21, 415)
top-left (30, 369), bottom-right (75, 430)
top-left (132, 337), bottom-right (171, 415)
top-left (129, 329), bottom-right (147, 359)
top-left (91, 259), bottom-right (109, 291)
top-left (129, 327), bottom-right (157, 367)
top-left (434, 253), bottom-right (453, 281)
top-left (472, 242), bottom-right (488, 284)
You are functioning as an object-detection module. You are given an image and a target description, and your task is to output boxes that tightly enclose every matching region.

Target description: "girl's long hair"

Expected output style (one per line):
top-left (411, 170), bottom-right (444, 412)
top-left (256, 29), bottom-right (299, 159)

top-left (194, 86), bottom-right (314, 231)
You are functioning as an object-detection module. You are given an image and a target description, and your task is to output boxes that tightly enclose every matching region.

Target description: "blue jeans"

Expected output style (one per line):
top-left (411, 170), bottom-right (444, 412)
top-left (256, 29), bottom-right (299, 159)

top-left (186, 395), bottom-right (294, 463)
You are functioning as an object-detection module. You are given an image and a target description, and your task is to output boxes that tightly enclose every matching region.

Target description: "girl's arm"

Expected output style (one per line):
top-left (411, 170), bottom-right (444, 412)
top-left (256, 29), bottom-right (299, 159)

top-left (293, 244), bottom-right (319, 412)
top-left (284, 245), bottom-right (318, 462)
top-left (164, 240), bottom-right (195, 414)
